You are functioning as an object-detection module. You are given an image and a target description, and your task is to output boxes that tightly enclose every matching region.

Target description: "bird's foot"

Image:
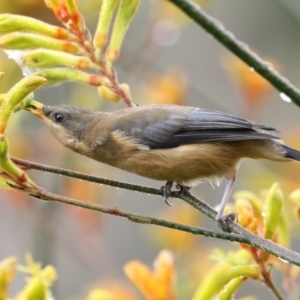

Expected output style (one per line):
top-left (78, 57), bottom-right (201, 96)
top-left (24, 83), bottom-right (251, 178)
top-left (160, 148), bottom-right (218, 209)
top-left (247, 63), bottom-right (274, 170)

top-left (175, 183), bottom-right (191, 194)
top-left (160, 182), bottom-right (191, 206)
top-left (215, 212), bottom-right (236, 232)
top-left (160, 181), bottom-right (174, 206)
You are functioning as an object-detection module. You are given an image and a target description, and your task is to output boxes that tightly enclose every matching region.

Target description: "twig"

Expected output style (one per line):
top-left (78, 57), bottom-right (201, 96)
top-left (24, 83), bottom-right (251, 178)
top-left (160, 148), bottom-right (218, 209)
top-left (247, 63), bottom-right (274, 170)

top-left (74, 27), bottom-right (133, 107)
top-left (31, 187), bottom-right (247, 243)
top-left (180, 191), bottom-right (300, 267)
top-left (11, 156), bottom-right (300, 267)
top-left (168, 0), bottom-right (300, 107)
top-left (251, 248), bottom-right (284, 300)
top-left (12, 157), bottom-right (162, 195)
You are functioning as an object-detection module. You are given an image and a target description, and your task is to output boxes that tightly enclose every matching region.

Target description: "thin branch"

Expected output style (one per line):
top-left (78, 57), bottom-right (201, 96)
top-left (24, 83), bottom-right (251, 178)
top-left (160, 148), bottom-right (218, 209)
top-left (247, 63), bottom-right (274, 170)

top-left (179, 191), bottom-right (300, 267)
top-left (252, 250), bottom-right (285, 300)
top-left (168, 0), bottom-right (300, 107)
top-left (12, 157), bottom-right (162, 195)
top-left (31, 187), bottom-right (247, 243)
top-left (11, 156), bottom-right (300, 267)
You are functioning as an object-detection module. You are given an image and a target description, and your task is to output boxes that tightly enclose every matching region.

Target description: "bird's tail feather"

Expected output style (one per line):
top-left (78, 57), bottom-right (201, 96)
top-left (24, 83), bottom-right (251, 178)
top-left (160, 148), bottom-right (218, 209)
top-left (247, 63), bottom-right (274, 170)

top-left (282, 145), bottom-right (300, 162)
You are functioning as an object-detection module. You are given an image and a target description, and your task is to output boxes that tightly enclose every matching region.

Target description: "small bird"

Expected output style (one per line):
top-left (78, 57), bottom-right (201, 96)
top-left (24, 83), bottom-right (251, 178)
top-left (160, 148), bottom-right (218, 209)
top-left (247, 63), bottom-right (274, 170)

top-left (25, 101), bottom-right (300, 231)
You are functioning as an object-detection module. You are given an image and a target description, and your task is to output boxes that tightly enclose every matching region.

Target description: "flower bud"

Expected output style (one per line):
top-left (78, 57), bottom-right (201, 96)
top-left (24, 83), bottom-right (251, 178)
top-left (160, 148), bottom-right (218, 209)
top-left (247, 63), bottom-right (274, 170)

top-left (0, 32), bottom-right (79, 54)
top-left (97, 86), bottom-right (121, 102)
top-left (0, 14), bottom-right (70, 39)
top-left (34, 68), bottom-right (106, 86)
top-left (105, 0), bottom-right (140, 62)
top-left (93, 0), bottom-right (119, 49)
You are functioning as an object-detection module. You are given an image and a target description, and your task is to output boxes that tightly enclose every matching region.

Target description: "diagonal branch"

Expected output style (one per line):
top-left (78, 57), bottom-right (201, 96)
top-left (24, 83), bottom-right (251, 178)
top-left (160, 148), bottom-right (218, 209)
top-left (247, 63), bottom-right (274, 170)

top-left (11, 156), bottom-right (300, 267)
top-left (12, 157), bottom-right (162, 195)
top-left (179, 192), bottom-right (300, 267)
top-left (168, 0), bottom-right (300, 107)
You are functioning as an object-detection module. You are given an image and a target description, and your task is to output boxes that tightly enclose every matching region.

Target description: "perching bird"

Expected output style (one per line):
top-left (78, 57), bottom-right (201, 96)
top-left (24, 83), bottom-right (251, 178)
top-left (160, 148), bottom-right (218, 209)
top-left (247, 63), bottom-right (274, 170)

top-left (25, 102), bottom-right (300, 231)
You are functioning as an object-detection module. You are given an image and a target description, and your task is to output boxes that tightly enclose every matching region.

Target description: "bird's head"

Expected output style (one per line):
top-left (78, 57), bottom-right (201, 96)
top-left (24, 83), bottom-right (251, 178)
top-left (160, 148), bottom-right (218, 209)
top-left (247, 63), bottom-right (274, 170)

top-left (25, 101), bottom-right (98, 152)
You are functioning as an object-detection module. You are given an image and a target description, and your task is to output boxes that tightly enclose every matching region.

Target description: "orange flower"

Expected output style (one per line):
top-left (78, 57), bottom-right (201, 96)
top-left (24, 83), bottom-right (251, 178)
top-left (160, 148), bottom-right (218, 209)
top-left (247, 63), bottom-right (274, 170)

top-left (87, 281), bottom-right (138, 300)
top-left (44, 0), bottom-right (83, 36)
top-left (235, 199), bottom-right (258, 233)
top-left (141, 70), bottom-right (187, 106)
top-left (124, 250), bottom-right (176, 300)
top-left (276, 127), bottom-right (300, 192)
top-left (222, 54), bottom-right (275, 119)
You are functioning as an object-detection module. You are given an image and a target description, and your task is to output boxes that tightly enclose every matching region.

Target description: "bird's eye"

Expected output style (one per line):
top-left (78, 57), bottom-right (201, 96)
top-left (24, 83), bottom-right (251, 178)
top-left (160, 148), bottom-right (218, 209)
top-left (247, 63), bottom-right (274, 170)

top-left (54, 113), bottom-right (64, 123)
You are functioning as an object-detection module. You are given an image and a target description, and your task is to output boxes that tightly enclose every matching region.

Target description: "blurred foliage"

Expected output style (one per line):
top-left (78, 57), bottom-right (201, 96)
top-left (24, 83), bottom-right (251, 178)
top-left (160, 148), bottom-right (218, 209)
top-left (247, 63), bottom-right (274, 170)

top-left (1, 0), bottom-right (300, 299)
top-left (2, 179), bottom-right (300, 300)
top-left (222, 53), bottom-right (275, 120)
top-left (0, 255), bottom-right (57, 300)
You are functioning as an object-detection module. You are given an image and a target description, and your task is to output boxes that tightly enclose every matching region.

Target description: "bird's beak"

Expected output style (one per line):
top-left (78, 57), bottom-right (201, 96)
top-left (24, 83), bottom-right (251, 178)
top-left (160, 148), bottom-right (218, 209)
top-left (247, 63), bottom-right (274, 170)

top-left (24, 100), bottom-right (46, 120)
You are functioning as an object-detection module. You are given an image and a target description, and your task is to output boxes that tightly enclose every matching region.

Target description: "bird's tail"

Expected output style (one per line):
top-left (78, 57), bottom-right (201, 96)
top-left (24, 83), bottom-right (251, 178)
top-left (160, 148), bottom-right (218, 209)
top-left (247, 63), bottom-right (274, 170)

top-left (282, 145), bottom-right (300, 162)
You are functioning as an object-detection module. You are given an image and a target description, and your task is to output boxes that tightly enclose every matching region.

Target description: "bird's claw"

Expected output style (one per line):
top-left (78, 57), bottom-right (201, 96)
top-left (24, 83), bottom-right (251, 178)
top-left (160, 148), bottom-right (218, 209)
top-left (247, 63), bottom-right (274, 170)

top-left (160, 182), bottom-right (191, 206)
top-left (215, 212), bottom-right (236, 232)
top-left (175, 183), bottom-right (191, 194)
top-left (160, 181), bottom-right (174, 206)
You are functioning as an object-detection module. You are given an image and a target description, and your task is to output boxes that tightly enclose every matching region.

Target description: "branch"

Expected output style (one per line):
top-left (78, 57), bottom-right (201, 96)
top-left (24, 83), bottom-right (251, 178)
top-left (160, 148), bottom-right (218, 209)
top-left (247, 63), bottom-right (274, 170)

top-left (168, 0), bottom-right (300, 108)
top-left (179, 192), bottom-right (300, 266)
top-left (32, 188), bottom-right (248, 242)
top-left (12, 157), bottom-right (161, 195)
top-left (11, 156), bottom-right (300, 267)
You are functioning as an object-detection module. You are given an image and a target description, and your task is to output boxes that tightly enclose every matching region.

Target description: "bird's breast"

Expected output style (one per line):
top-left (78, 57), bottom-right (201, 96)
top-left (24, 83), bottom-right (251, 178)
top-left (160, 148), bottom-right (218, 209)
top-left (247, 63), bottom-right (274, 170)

top-left (116, 143), bottom-right (242, 184)
top-left (84, 133), bottom-right (281, 185)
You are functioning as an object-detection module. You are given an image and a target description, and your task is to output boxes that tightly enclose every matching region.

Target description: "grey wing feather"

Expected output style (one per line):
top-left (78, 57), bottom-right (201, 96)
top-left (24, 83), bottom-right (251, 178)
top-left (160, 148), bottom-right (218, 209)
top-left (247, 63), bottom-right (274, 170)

top-left (183, 109), bottom-right (278, 132)
top-left (114, 106), bottom-right (279, 149)
top-left (113, 107), bottom-right (188, 147)
top-left (152, 129), bottom-right (278, 149)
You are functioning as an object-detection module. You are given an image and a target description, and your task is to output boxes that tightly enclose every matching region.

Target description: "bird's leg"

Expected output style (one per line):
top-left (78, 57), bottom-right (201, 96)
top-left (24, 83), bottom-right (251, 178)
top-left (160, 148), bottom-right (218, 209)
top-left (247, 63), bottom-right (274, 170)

top-left (160, 181), bottom-right (174, 206)
top-left (215, 175), bottom-right (236, 232)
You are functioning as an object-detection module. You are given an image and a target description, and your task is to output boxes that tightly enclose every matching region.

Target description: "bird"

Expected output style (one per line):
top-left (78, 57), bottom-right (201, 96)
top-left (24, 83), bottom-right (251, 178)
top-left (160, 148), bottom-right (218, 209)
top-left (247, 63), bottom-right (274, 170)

top-left (25, 101), bottom-right (300, 231)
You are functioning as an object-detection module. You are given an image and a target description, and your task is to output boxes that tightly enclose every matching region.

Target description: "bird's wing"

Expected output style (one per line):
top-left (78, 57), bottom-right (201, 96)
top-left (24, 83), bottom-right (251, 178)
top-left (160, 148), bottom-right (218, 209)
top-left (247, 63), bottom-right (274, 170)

top-left (113, 106), bottom-right (280, 149)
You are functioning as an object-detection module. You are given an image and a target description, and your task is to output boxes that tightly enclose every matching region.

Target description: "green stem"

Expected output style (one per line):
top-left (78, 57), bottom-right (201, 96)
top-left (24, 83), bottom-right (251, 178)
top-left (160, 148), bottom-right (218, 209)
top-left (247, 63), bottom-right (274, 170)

top-left (168, 0), bottom-right (300, 107)
top-left (252, 249), bottom-right (284, 300)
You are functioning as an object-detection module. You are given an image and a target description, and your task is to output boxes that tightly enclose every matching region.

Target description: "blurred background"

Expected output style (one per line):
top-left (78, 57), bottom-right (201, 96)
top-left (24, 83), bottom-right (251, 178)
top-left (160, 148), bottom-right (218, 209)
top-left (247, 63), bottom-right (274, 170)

top-left (1, 0), bottom-right (300, 298)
